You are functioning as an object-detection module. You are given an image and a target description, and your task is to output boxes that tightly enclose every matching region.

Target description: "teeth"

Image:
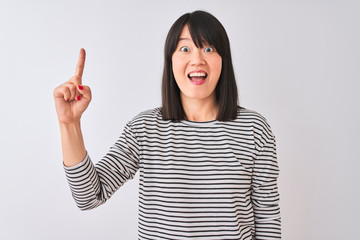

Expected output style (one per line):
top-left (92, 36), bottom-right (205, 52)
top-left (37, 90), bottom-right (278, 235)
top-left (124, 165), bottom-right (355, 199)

top-left (189, 72), bottom-right (206, 77)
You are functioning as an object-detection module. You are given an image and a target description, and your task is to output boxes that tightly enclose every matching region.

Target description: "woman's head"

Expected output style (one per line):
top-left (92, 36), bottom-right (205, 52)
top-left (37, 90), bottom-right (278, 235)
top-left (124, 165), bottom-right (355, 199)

top-left (161, 10), bottom-right (239, 121)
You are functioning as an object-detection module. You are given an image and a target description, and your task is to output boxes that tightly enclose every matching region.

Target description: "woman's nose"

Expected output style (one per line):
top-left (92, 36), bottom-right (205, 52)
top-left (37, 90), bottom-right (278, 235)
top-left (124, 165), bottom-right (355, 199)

top-left (190, 49), bottom-right (205, 66)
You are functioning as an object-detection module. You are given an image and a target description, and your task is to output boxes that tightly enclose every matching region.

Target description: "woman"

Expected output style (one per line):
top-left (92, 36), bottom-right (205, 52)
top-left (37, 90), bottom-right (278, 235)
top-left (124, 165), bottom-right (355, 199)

top-left (53, 10), bottom-right (281, 240)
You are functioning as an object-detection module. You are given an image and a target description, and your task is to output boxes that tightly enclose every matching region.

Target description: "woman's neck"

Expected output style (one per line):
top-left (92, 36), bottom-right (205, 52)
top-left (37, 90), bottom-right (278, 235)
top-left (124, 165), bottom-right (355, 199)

top-left (181, 94), bottom-right (218, 122)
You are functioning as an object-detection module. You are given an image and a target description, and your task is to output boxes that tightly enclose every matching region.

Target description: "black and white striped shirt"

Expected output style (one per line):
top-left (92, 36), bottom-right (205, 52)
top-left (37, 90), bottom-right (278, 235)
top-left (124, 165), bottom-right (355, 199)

top-left (64, 107), bottom-right (281, 239)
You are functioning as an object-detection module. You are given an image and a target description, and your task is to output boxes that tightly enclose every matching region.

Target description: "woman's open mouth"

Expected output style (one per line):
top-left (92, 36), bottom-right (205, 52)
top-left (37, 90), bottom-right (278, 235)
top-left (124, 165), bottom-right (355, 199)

top-left (187, 71), bottom-right (208, 85)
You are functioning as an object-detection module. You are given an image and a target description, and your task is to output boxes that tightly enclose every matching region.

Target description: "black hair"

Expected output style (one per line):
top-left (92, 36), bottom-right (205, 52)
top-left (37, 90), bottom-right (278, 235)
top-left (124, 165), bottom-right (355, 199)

top-left (161, 10), bottom-right (239, 121)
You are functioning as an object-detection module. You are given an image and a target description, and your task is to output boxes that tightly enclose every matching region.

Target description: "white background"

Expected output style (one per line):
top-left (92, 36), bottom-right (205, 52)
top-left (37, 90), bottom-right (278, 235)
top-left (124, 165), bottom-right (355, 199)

top-left (1, 0), bottom-right (359, 239)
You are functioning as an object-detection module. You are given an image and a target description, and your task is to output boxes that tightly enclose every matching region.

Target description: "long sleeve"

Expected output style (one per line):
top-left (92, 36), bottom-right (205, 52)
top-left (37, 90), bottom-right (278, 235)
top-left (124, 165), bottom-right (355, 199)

top-left (252, 126), bottom-right (282, 239)
top-left (63, 123), bottom-right (140, 210)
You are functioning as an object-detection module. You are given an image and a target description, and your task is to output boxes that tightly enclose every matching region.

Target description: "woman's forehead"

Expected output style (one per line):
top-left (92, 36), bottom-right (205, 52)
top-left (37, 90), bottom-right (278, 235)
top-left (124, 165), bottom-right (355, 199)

top-left (179, 25), bottom-right (191, 38)
top-left (178, 25), bottom-right (209, 47)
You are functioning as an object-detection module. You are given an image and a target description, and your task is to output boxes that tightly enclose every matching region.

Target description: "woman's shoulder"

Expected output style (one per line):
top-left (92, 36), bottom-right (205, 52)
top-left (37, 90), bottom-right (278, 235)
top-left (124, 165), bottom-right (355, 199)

top-left (237, 106), bottom-right (274, 135)
top-left (238, 106), bottom-right (269, 123)
top-left (127, 107), bottom-right (163, 126)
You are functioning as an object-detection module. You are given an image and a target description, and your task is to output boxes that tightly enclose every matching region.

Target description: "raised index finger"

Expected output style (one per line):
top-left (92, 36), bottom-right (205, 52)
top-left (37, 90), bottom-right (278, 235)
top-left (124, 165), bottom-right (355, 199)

top-left (75, 48), bottom-right (86, 79)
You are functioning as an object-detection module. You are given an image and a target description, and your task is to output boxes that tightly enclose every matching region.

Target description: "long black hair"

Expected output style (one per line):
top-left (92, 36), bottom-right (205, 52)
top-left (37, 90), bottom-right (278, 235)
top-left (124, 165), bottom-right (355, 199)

top-left (161, 10), bottom-right (239, 121)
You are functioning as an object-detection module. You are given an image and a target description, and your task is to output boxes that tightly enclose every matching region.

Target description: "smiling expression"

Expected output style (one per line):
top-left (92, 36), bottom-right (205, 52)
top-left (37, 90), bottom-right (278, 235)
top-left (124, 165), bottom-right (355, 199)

top-left (172, 25), bottom-right (222, 103)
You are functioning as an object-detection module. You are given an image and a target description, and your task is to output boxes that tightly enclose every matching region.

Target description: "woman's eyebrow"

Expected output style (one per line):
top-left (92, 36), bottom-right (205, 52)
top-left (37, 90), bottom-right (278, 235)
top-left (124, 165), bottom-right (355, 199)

top-left (178, 37), bottom-right (191, 41)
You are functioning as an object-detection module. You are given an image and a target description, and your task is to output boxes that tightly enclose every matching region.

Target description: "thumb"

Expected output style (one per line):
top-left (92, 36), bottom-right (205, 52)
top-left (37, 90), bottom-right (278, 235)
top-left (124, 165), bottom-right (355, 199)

top-left (77, 84), bottom-right (92, 101)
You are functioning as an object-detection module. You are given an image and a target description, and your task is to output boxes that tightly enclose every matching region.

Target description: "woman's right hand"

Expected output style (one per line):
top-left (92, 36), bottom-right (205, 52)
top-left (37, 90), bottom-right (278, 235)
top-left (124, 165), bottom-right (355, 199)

top-left (53, 48), bottom-right (92, 124)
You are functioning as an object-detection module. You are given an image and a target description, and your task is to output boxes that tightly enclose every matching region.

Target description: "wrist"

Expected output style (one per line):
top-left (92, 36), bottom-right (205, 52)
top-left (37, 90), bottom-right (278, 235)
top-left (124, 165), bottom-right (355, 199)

top-left (59, 121), bottom-right (82, 137)
top-left (59, 120), bottom-right (81, 128)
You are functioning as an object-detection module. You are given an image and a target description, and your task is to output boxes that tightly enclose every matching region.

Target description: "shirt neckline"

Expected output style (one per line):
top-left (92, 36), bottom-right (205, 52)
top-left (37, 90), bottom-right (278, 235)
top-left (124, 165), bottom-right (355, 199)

top-left (180, 119), bottom-right (219, 127)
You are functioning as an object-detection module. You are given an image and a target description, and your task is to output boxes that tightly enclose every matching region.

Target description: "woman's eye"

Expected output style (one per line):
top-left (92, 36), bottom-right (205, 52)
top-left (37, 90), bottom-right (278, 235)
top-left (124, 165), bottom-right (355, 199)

top-left (180, 46), bottom-right (190, 52)
top-left (204, 47), bottom-right (214, 52)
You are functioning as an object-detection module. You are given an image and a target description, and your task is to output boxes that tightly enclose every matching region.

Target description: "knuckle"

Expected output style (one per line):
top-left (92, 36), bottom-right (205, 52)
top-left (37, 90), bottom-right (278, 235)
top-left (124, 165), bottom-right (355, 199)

top-left (65, 82), bottom-right (76, 90)
top-left (52, 89), bottom-right (59, 97)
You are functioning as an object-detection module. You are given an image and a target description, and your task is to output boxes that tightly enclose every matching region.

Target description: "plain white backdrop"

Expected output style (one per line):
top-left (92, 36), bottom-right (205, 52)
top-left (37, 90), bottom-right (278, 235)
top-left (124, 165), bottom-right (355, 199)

top-left (0, 0), bottom-right (359, 239)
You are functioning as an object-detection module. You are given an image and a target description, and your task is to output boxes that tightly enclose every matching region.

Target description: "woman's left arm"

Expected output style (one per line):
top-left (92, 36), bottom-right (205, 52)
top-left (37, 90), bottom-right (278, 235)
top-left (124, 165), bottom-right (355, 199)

top-left (252, 130), bottom-right (282, 239)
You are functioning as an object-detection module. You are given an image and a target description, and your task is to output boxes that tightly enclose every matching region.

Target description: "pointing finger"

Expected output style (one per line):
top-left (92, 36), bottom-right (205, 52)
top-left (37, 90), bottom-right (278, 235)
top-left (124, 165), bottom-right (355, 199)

top-left (75, 48), bottom-right (86, 79)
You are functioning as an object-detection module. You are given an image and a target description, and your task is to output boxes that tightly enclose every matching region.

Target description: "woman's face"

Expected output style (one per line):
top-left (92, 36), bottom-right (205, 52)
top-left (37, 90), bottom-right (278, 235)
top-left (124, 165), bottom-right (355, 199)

top-left (172, 25), bottom-right (222, 103)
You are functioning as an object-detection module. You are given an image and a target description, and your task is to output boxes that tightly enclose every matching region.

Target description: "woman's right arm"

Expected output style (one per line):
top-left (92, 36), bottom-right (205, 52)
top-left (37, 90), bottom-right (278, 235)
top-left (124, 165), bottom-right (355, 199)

top-left (53, 49), bottom-right (140, 211)
top-left (53, 48), bottom-right (91, 167)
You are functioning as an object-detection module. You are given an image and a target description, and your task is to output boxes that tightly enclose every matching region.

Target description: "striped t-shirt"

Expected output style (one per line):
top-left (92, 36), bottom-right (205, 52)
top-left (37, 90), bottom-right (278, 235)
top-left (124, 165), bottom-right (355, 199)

top-left (64, 107), bottom-right (281, 240)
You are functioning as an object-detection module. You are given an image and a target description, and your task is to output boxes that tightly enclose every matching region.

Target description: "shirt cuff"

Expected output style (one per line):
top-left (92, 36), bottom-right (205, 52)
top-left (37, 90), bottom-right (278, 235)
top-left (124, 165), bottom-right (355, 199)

top-left (63, 151), bottom-right (89, 171)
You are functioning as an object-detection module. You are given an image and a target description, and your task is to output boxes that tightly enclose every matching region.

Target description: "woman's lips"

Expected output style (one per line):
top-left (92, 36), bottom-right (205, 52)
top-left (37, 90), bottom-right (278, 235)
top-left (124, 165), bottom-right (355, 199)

top-left (188, 71), bottom-right (208, 85)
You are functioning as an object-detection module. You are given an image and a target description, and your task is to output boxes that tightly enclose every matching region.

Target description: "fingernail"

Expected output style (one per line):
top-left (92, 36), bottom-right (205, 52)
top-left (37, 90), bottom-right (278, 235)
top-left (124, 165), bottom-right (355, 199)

top-left (76, 95), bottom-right (81, 101)
top-left (78, 85), bottom-right (83, 90)
top-left (67, 98), bottom-right (70, 102)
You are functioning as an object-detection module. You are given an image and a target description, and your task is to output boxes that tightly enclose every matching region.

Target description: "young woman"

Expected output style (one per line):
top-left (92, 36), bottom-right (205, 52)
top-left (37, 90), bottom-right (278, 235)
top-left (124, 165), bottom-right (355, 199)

top-left (53, 10), bottom-right (281, 240)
